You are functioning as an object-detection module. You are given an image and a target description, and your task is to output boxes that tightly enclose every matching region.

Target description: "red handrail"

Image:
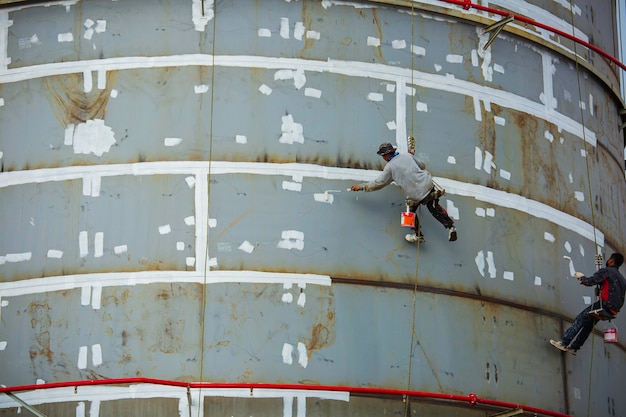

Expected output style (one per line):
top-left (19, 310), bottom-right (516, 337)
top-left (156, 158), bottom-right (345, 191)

top-left (0, 378), bottom-right (571, 417)
top-left (438, 0), bottom-right (626, 72)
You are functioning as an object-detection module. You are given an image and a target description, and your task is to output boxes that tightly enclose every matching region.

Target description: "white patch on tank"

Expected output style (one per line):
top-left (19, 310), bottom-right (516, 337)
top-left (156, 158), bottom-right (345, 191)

top-left (164, 137), bottom-right (182, 147)
top-left (297, 292), bottom-right (306, 307)
top-left (259, 84), bottom-right (272, 95)
top-left (534, 276), bottom-right (542, 286)
top-left (544, 131), bottom-right (554, 143)
top-left (574, 191), bottom-right (584, 201)
top-left (238, 240), bottom-right (254, 254)
top-left (306, 31), bottom-right (320, 40)
top-left (297, 342), bottom-right (308, 368)
top-left (78, 346), bottom-right (88, 369)
top-left (184, 216), bottom-right (195, 226)
top-left (392, 39), bottom-right (406, 49)
top-left (192, 0), bottom-right (214, 31)
top-left (367, 36), bottom-right (380, 47)
top-left (544, 232), bottom-right (555, 242)
top-left (159, 224), bottom-right (171, 235)
top-left (186, 257), bottom-right (196, 267)
top-left (81, 285), bottom-right (91, 306)
top-left (564, 241), bottom-right (572, 253)
top-left (0, 341), bottom-right (7, 350)
top-left (411, 45), bottom-right (425, 56)
top-left (83, 70), bottom-right (93, 93)
top-left (447, 156), bottom-right (456, 164)
top-left (367, 92), bottom-right (383, 102)
top-left (494, 116), bottom-right (505, 126)
top-left (304, 87), bottom-right (321, 98)
top-left (475, 250), bottom-right (485, 277)
top-left (283, 181), bottom-right (302, 191)
top-left (415, 102), bottom-right (428, 112)
top-left (258, 28), bottom-right (271, 37)
top-left (282, 293), bottom-right (293, 303)
top-left (94, 232), bottom-right (104, 258)
top-left (503, 271), bottom-right (514, 281)
top-left (386, 120), bottom-right (396, 130)
top-left (278, 230), bottom-right (304, 250)
top-left (114, 245), bottom-right (127, 255)
top-left (58, 32), bottom-right (73, 42)
top-left (279, 114), bottom-right (304, 144)
top-left (47, 249), bottom-right (63, 258)
top-left (79, 231), bottom-right (89, 257)
top-left (194, 84), bottom-right (209, 94)
top-left (235, 134), bottom-right (247, 144)
top-left (446, 54), bottom-right (463, 64)
top-left (280, 17), bottom-right (290, 39)
top-left (486, 251), bottom-right (496, 278)
top-left (446, 200), bottom-right (459, 220)
top-left (71, 119), bottom-right (115, 157)
top-left (282, 343), bottom-right (293, 364)
top-left (294, 22), bottom-right (305, 41)
top-left (476, 208), bottom-right (485, 217)
top-left (91, 285), bottom-right (102, 310)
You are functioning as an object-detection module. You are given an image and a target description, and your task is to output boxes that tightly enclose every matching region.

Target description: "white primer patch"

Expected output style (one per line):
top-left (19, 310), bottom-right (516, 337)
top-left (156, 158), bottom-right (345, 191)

top-left (304, 87), bottom-right (321, 98)
top-left (184, 216), bottom-right (195, 226)
top-left (208, 218), bottom-right (217, 228)
top-left (476, 208), bottom-right (485, 217)
top-left (446, 54), bottom-right (463, 64)
top-left (486, 208), bottom-right (495, 217)
top-left (367, 92), bottom-right (383, 102)
top-left (278, 230), bottom-right (304, 251)
top-left (486, 251), bottom-right (496, 278)
top-left (580, 148), bottom-right (586, 158)
top-left (83, 70), bottom-right (93, 93)
top-left (91, 285), bottom-right (102, 310)
top-left (77, 401), bottom-right (85, 417)
top-left (81, 285), bottom-right (91, 306)
top-left (114, 245), bottom-right (127, 255)
top-left (58, 32), bottom-right (73, 42)
top-left (583, 296), bottom-right (592, 305)
top-left (176, 242), bottom-right (185, 251)
top-left (258, 28), bottom-right (271, 38)
top-left (235, 134), bottom-right (247, 144)
top-left (306, 31), bottom-right (320, 40)
top-left (494, 116), bottom-right (505, 126)
top-left (411, 45), bottom-right (425, 56)
top-left (282, 181), bottom-right (302, 191)
top-left (282, 343), bottom-right (293, 364)
top-left (186, 257), bottom-right (196, 267)
top-left (238, 241), bottom-right (254, 253)
top-left (297, 342), bottom-right (308, 368)
top-left (47, 249), bottom-right (63, 259)
top-left (415, 102), bottom-right (428, 112)
top-left (78, 346), bottom-right (88, 369)
top-left (294, 22), bottom-right (305, 41)
top-left (392, 39), bottom-right (406, 49)
top-left (259, 84), bottom-right (272, 95)
top-left (293, 68), bottom-right (306, 88)
top-left (367, 36), bottom-right (380, 47)
top-left (314, 193), bottom-right (333, 204)
top-left (72, 119), bottom-right (116, 157)
top-left (282, 293), bottom-right (293, 303)
top-left (0, 98), bottom-right (3, 107)
top-left (574, 191), bottom-right (584, 201)
top-left (280, 17), bottom-right (290, 39)
top-left (185, 176), bottom-right (196, 188)
top-left (499, 169), bottom-right (510, 180)
top-left (534, 276), bottom-right (542, 286)
top-left (92, 344), bottom-right (102, 366)
top-left (483, 151), bottom-right (495, 173)
top-left (279, 114), bottom-right (304, 144)
top-left (544, 131), bottom-right (554, 143)
top-left (159, 224), bottom-right (171, 235)
top-left (386, 120), bottom-right (396, 130)
top-left (0, 341), bottom-right (6, 350)
top-left (475, 250), bottom-right (485, 277)
top-left (446, 200), bottom-right (459, 220)
top-left (192, 0), bottom-right (214, 31)
top-left (79, 231), bottom-right (89, 258)
top-left (493, 63), bottom-right (504, 74)
top-left (447, 156), bottom-right (456, 164)
top-left (194, 84), bottom-right (209, 94)
top-left (503, 271), bottom-right (514, 281)
top-left (164, 137), bottom-right (183, 147)
top-left (297, 292), bottom-right (306, 307)
top-left (564, 241), bottom-right (572, 253)
top-left (94, 232), bottom-right (104, 258)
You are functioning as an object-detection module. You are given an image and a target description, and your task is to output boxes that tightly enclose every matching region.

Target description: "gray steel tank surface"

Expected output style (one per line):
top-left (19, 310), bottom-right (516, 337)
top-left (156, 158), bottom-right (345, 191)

top-left (0, 0), bottom-right (625, 416)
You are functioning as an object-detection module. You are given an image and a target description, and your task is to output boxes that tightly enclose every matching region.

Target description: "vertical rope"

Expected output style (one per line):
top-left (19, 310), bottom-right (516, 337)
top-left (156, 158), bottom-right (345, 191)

top-left (197, 1), bottom-right (218, 415)
top-left (568, 6), bottom-right (598, 417)
top-left (404, 2), bottom-right (421, 416)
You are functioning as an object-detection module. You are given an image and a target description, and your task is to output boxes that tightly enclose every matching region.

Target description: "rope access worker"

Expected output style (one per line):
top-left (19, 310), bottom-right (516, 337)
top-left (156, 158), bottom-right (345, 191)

top-left (550, 252), bottom-right (626, 355)
top-left (350, 142), bottom-right (457, 243)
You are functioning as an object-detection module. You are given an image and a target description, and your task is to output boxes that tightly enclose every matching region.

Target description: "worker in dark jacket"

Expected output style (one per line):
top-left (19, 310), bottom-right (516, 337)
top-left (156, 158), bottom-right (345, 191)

top-left (350, 142), bottom-right (457, 243)
top-left (550, 252), bottom-right (626, 355)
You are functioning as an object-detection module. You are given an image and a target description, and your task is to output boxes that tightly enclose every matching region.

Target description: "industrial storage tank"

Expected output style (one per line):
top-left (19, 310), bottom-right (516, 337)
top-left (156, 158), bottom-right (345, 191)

top-left (0, 0), bottom-right (624, 416)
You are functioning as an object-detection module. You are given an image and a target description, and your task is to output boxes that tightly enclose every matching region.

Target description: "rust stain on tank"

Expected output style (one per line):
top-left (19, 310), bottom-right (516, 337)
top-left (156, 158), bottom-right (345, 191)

top-left (306, 295), bottom-right (336, 354)
top-left (43, 71), bottom-right (119, 128)
top-left (370, 9), bottom-right (386, 64)
top-left (28, 302), bottom-right (54, 362)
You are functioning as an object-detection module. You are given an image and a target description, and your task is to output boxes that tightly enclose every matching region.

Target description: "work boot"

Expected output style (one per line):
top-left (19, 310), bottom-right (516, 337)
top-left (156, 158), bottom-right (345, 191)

top-left (550, 339), bottom-right (577, 355)
top-left (448, 226), bottom-right (457, 241)
top-left (405, 233), bottom-right (425, 243)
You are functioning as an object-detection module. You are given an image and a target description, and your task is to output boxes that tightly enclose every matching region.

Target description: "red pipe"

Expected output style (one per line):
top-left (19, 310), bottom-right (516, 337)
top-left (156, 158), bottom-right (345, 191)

top-left (0, 378), bottom-right (571, 417)
top-left (437, 0), bottom-right (626, 72)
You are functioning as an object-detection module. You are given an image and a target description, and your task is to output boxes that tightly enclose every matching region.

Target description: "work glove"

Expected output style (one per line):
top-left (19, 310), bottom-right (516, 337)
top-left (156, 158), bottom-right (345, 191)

top-left (350, 185), bottom-right (362, 192)
top-left (574, 272), bottom-right (584, 279)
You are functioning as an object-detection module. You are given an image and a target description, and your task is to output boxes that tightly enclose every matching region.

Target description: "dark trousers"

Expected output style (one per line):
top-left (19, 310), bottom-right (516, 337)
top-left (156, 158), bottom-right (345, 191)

top-left (407, 188), bottom-right (454, 235)
top-left (562, 301), bottom-right (601, 350)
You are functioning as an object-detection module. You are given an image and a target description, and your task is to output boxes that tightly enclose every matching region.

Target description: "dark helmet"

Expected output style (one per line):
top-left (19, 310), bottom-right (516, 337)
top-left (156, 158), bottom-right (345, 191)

top-left (376, 142), bottom-right (396, 156)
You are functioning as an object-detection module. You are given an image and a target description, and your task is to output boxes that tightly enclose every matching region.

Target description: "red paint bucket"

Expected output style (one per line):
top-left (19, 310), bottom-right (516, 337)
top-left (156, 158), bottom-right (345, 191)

top-left (400, 211), bottom-right (415, 227)
top-left (604, 327), bottom-right (618, 343)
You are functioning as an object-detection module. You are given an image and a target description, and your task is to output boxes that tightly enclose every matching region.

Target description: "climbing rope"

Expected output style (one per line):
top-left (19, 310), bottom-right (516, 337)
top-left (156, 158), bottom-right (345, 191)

top-left (197, 1), bottom-right (218, 416)
top-left (404, 2), bottom-right (421, 416)
top-left (568, 6), bottom-right (600, 417)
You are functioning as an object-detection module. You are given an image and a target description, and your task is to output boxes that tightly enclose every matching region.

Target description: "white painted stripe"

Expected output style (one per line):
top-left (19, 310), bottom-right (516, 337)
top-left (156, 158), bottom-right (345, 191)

top-left (0, 270), bottom-right (332, 297)
top-left (91, 175), bottom-right (101, 197)
top-left (0, 385), bottom-right (349, 408)
top-left (97, 69), bottom-right (106, 90)
top-left (0, 161), bottom-right (605, 245)
top-left (0, 54), bottom-right (596, 145)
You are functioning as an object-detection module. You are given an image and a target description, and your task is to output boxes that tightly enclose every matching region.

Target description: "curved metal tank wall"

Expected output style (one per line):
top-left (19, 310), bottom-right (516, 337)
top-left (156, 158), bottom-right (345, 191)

top-left (0, 0), bottom-right (624, 416)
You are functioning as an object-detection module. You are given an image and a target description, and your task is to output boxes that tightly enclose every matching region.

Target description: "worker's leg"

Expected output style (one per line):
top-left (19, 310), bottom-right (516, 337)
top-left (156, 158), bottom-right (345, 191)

top-left (562, 303), bottom-right (597, 350)
top-left (425, 197), bottom-right (454, 229)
